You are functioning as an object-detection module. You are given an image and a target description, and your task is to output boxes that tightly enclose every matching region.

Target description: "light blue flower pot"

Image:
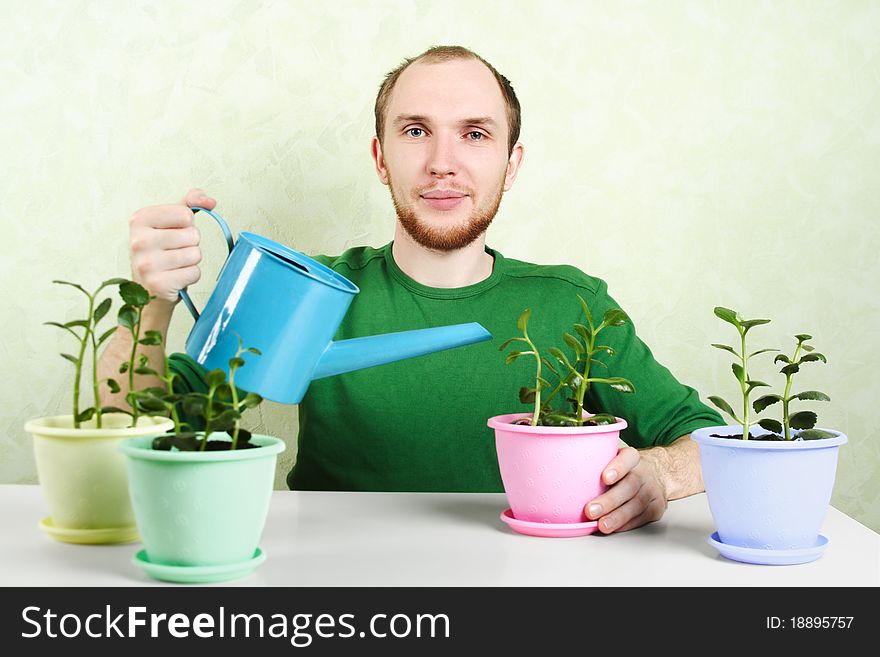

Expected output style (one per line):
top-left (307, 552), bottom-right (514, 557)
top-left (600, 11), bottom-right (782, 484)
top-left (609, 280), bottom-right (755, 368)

top-left (692, 425), bottom-right (846, 555)
top-left (120, 434), bottom-right (285, 579)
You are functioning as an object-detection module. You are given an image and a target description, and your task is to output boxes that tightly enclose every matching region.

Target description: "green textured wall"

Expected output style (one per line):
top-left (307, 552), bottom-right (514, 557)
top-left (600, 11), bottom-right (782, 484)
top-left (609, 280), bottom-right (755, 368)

top-left (2, 0), bottom-right (877, 532)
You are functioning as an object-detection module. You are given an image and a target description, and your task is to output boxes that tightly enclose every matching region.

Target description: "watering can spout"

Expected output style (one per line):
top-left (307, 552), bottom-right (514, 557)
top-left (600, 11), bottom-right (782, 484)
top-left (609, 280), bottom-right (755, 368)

top-left (311, 322), bottom-right (492, 381)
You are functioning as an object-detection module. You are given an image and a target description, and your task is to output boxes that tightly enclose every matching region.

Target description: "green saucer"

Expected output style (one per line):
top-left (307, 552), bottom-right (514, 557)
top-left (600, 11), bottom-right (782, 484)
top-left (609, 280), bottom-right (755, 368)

top-left (40, 516), bottom-right (140, 545)
top-left (133, 548), bottom-right (266, 583)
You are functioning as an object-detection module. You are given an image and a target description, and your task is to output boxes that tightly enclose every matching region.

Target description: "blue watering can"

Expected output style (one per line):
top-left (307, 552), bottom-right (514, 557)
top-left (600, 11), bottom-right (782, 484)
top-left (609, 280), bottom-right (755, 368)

top-left (178, 208), bottom-right (492, 404)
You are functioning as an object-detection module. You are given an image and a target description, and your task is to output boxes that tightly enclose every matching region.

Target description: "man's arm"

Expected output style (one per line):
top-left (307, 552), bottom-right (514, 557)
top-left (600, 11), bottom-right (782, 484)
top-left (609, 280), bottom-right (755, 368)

top-left (584, 434), bottom-right (703, 534)
top-left (96, 188), bottom-right (215, 409)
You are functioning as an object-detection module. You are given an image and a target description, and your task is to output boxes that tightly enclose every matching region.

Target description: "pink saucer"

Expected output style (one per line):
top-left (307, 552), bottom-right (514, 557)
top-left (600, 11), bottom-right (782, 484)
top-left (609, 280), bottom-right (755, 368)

top-left (500, 508), bottom-right (599, 538)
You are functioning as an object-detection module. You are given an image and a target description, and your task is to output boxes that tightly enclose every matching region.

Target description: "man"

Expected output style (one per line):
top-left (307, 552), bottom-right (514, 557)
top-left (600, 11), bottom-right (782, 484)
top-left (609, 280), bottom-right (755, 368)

top-left (99, 46), bottom-right (722, 534)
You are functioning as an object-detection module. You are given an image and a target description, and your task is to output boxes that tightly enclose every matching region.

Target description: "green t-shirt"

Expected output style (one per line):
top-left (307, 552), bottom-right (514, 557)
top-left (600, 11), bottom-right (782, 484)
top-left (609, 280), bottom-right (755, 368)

top-left (169, 242), bottom-right (722, 492)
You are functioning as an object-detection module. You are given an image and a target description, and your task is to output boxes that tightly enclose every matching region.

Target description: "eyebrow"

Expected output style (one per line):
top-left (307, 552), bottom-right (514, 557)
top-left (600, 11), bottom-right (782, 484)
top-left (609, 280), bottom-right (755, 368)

top-left (392, 114), bottom-right (498, 129)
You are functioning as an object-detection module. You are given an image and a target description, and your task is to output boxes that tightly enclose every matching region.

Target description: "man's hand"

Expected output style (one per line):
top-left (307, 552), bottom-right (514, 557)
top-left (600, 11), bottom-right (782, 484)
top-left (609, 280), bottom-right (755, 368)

top-left (585, 435), bottom-right (703, 534)
top-left (128, 188), bottom-right (216, 305)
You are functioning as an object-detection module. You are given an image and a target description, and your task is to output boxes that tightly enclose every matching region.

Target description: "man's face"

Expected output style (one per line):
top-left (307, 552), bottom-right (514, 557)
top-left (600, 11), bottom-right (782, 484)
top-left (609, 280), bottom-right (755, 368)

top-left (372, 58), bottom-right (523, 251)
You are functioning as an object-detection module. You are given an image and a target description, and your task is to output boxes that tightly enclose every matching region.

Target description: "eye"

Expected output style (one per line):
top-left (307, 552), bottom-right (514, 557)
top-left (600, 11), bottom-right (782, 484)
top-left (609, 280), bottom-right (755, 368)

top-left (466, 131), bottom-right (485, 141)
top-left (405, 127), bottom-right (425, 138)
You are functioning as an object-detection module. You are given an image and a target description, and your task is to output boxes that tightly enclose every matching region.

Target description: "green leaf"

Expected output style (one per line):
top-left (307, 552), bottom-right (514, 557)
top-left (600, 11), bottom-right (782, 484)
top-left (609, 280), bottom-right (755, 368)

top-left (117, 305), bottom-right (136, 330)
top-left (795, 334), bottom-right (812, 343)
top-left (119, 281), bottom-right (151, 307)
top-left (752, 394), bottom-right (783, 413)
top-left (505, 350), bottom-right (531, 365)
top-left (106, 378), bottom-right (120, 393)
top-left (747, 348), bottom-right (778, 359)
top-left (793, 390), bottom-right (831, 402)
top-left (745, 380), bottom-right (770, 395)
top-left (240, 393), bottom-right (263, 409)
top-left (516, 308), bottom-right (531, 333)
top-left (228, 357), bottom-right (246, 370)
top-left (780, 363), bottom-right (800, 376)
top-left (573, 323), bottom-right (592, 343)
top-left (594, 345), bottom-right (615, 357)
top-left (134, 365), bottom-right (159, 377)
top-left (101, 277), bottom-right (129, 288)
top-left (97, 326), bottom-right (117, 346)
top-left (602, 308), bottom-right (629, 327)
top-left (61, 353), bottom-right (80, 365)
top-left (589, 414), bottom-right (617, 426)
top-left (563, 333), bottom-right (583, 355)
top-left (588, 377), bottom-right (635, 394)
top-left (758, 418), bottom-right (783, 434)
top-left (711, 343), bottom-right (738, 356)
top-left (139, 330), bottom-right (163, 346)
top-left (708, 396), bottom-right (739, 421)
top-left (75, 408), bottom-right (95, 423)
top-left (577, 295), bottom-right (594, 329)
top-left (589, 358), bottom-right (609, 369)
top-left (548, 347), bottom-right (574, 371)
top-left (541, 357), bottom-right (558, 375)
top-left (519, 387), bottom-right (536, 404)
top-left (713, 307), bottom-right (741, 328)
top-left (797, 429), bottom-right (836, 441)
top-left (63, 319), bottom-right (89, 330)
top-left (799, 353), bottom-right (826, 364)
top-left (247, 347), bottom-right (262, 356)
top-left (182, 396), bottom-right (208, 417)
top-left (789, 411), bottom-right (817, 430)
top-left (52, 280), bottom-right (89, 296)
top-left (119, 362), bottom-right (129, 374)
top-left (741, 318), bottom-right (771, 334)
top-left (774, 354), bottom-right (791, 365)
top-left (43, 321), bottom-right (83, 339)
top-left (498, 337), bottom-right (528, 351)
top-left (536, 376), bottom-right (552, 390)
top-left (93, 297), bottom-right (112, 324)
top-left (206, 369), bottom-right (227, 388)
top-left (731, 362), bottom-right (745, 384)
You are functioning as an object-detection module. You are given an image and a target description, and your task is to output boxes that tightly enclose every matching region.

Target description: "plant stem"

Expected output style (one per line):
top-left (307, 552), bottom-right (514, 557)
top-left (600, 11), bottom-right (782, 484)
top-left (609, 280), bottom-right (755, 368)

top-left (82, 291), bottom-right (97, 428)
top-left (162, 343), bottom-right (181, 434)
top-left (782, 342), bottom-right (803, 441)
top-left (229, 358), bottom-right (241, 450)
top-left (739, 328), bottom-right (749, 441)
top-left (127, 306), bottom-right (143, 427)
top-left (575, 323), bottom-right (601, 425)
top-left (521, 328), bottom-right (542, 426)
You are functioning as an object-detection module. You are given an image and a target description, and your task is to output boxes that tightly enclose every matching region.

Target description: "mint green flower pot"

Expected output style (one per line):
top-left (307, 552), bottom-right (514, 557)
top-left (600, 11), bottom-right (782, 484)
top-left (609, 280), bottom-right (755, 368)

top-left (119, 433), bottom-right (284, 582)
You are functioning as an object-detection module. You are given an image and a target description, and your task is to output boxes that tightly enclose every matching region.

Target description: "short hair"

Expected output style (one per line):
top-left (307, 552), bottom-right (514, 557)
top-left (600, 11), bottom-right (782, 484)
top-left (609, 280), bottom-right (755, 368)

top-left (374, 45), bottom-right (521, 155)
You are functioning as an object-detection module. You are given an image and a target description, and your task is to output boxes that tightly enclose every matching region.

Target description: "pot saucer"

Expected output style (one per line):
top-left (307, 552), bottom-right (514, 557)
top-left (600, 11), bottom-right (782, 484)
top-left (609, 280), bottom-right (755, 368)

top-left (708, 532), bottom-right (829, 565)
top-left (40, 516), bottom-right (139, 545)
top-left (500, 508), bottom-right (599, 538)
top-left (133, 548), bottom-right (266, 583)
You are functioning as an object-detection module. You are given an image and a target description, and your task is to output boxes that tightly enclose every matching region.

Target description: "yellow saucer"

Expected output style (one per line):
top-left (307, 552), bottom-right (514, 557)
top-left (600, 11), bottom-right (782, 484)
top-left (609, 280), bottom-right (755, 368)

top-left (39, 516), bottom-right (140, 545)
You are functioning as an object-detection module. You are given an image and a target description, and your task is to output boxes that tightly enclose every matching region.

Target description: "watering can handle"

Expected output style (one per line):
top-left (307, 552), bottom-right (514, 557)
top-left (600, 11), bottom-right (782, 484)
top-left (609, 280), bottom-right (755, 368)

top-left (178, 207), bottom-right (235, 321)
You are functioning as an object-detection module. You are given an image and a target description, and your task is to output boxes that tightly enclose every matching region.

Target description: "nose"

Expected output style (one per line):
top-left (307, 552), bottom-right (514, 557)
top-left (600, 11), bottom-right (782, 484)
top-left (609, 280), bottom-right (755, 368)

top-left (427, 133), bottom-right (458, 178)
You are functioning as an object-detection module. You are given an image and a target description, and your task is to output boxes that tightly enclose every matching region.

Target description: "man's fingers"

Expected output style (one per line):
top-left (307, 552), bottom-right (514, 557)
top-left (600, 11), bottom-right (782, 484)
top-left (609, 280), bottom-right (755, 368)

top-left (602, 446), bottom-right (639, 485)
top-left (181, 188), bottom-right (216, 210)
top-left (130, 204), bottom-right (195, 229)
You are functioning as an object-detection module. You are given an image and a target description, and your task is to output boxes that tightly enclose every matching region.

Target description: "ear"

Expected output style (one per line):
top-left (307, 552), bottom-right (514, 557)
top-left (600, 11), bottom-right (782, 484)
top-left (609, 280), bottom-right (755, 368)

top-left (371, 137), bottom-right (389, 186)
top-left (503, 142), bottom-right (525, 192)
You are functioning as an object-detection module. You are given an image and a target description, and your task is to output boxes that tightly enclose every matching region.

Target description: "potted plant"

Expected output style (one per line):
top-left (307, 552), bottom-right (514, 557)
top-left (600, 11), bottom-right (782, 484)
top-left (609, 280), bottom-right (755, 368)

top-left (487, 296), bottom-right (635, 538)
top-left (119, 336), bottom-right (285, 583)
top-left (23, 278), bottom-right (174, 544)
top-left (691, 307), bottom-right (847, 565)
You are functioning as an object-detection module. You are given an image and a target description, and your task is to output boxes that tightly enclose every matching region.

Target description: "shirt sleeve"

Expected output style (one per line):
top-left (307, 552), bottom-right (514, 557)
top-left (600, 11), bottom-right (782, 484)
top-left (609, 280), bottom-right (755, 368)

top-left (583, 279), bottom-right (723, 447)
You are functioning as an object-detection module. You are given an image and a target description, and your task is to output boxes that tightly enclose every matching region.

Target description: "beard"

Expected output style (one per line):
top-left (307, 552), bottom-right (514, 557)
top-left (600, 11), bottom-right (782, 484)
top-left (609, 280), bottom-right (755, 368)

top-left (388, 173), bottom-right (505, 252)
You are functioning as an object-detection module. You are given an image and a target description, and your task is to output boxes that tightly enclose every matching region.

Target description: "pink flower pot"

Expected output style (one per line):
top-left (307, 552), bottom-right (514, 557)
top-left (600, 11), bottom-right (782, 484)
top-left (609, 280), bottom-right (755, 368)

top-left (488, 412), bottom-right (626, 524)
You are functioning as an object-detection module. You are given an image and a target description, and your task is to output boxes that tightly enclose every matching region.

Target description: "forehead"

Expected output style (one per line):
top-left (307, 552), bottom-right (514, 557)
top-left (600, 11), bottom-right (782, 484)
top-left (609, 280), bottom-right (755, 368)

top-left (389, 58), bottom-right (507, 124)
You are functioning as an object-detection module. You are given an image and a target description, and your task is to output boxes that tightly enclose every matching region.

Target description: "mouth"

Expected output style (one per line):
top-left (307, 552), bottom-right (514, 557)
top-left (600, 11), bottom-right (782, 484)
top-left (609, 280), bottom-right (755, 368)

top-left (420, 189), bottom-right (468, 211)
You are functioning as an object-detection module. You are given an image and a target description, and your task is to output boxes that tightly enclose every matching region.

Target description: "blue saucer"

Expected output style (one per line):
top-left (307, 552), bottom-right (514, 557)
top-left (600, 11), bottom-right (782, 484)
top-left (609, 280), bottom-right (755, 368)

top-left (708, 532), bottom-right (829, 565)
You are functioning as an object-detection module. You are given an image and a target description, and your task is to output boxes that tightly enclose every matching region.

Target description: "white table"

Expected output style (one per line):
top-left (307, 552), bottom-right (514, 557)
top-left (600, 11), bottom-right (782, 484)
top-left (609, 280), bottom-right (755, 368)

top-left (1, 484), bottom-right (877, 586)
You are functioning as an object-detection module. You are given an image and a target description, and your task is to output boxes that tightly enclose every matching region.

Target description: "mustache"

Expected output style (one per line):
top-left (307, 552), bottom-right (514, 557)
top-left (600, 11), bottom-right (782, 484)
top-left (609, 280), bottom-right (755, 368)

top-left (415, 183), bottom-right (473, 196)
